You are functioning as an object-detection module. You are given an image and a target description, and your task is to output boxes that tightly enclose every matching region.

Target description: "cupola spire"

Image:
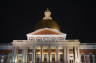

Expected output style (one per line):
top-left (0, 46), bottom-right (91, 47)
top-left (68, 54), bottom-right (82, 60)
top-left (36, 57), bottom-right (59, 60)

top-left (43, 8), bottom-right (52, 20)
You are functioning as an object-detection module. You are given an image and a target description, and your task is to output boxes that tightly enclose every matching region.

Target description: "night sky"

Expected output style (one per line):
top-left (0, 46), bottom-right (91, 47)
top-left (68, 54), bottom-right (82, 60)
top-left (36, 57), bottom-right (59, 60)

top-left (0, 0), bottom-right (96, 43)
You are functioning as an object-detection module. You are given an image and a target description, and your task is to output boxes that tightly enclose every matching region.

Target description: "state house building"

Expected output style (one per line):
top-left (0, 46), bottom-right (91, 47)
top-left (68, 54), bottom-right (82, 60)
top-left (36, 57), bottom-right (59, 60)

top-left (0, 9), bottom-right (96, 63)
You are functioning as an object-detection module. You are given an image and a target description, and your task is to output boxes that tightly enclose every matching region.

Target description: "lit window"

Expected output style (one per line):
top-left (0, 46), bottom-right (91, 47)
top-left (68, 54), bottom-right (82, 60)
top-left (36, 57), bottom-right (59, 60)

top-left (52, 54), bottom-right (55, 62)
top-left (44, 54), bottom-right (47, 62)
top-left (60, 54), bottom-right (63, 62)
top-left (36, 54), bottom-right (40, 62)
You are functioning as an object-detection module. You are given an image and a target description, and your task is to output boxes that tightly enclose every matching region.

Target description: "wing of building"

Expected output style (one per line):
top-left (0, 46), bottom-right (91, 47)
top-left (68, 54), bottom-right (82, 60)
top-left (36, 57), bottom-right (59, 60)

top-left (0, 9), bottom-right (96, 63)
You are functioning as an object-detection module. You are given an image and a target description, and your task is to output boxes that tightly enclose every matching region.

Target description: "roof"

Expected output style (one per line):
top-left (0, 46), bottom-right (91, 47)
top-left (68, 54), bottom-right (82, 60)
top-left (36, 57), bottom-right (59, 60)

top-left (28, 28), bottom-right (64, 35)
top-left (35, 19), bottom-right (60, 30)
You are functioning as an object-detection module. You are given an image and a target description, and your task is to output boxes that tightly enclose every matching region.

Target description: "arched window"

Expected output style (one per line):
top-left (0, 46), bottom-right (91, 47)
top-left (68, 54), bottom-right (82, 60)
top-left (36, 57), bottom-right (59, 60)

top-left (70, 60), bottom-right (74, 63)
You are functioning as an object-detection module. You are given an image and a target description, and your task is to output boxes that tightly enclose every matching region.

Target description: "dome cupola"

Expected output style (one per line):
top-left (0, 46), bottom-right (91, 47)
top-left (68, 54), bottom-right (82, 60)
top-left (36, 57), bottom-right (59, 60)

top-left (35, 8), bottom-right (60, 30)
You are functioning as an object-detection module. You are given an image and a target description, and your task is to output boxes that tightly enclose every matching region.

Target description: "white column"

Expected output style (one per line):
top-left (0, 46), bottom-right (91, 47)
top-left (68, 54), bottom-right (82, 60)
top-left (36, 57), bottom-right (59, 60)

top-left (32, 49), bottom-right (34, 63)
top-left (12, 46), bottom-right (18, 63)
top-left (74, 46), bottom-right (81, 63)
top-left (73, 46), bottom-right (77, 63)
top-left (67, 47), bottom-right (69, 63)
top-left (87, 55), bottom-right (90, 63)
top-left (76, 46), bottom-right (81, 63)
top-left (74, 46), bottom-right (76, 63)
top-left (40, 46), bottom-right (43, 63)
top-left (22, 48), bottom-right (28, 63)
top-left (84, 55), bottom-right (86, 63)
top-left (64, 47), bottom-right (67, 63)
top-left (48, 46), bottom-right (50, 63)
top-left (32, 48), bottom-right (36, 63)
top-left (64, 47), bottom-right (70, 63)
top-left (56, 46), bottom-right (58, 63)
top-left (32, 48), bottom-right (35, 63)
top-left (64, 47), bottom-right (69, 63)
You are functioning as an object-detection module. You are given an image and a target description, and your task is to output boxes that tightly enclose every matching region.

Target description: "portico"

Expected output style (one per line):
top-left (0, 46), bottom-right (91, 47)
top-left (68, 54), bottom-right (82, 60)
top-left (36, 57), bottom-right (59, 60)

top-left (10, 40), bottom-right (81, 63)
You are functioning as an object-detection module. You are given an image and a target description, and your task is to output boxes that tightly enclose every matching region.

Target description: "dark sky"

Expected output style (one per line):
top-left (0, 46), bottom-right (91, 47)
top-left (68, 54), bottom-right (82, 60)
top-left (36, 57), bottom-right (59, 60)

top-left (0, 0), bottom-right (96, 43)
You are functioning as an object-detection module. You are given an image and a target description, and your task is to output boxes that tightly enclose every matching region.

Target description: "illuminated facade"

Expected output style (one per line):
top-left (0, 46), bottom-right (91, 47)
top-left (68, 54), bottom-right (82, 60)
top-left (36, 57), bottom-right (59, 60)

top-left (0, 9), bottom-right (96, 63)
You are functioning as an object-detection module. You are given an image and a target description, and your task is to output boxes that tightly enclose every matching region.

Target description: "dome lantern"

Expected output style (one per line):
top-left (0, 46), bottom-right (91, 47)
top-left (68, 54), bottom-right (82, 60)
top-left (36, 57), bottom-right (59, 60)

top-left (43, 8), bottom-right (52, 20)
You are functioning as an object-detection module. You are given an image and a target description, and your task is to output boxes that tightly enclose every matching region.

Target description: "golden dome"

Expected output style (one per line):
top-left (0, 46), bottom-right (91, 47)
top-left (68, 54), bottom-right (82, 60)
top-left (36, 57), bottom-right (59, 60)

top-left (35, 9), bottom-right (60, 30)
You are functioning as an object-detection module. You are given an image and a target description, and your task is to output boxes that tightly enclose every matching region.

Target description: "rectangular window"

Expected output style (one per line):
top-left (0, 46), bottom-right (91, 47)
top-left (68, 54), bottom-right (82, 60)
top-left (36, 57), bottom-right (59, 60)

top-left (60, 54), bottom-right (64, 62)
top-left (81, 55), bottom-right (84, 62)
top-left (52, 54), bottom-right (55, 62)
top-left (44, 54), bottom-right (47, 62)
top-left (18, 54), bottom-right (23, 62)
top-left (89, 55), bottom-right (93, 63)
top-left (27, 54), bottom-right (32, 61)
top-left (94, 55), bottom-right (96, 62)
top-left (36, 54), bottom-right (40, 62)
